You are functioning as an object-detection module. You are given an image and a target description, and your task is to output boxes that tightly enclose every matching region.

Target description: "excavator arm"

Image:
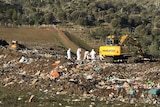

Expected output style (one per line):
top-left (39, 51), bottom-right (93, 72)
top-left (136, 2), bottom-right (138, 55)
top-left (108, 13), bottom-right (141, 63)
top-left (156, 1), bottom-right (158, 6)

top-left (119, 35), bottom-right (144, 56)
top-left (119, 35), bottom-right (139, 46)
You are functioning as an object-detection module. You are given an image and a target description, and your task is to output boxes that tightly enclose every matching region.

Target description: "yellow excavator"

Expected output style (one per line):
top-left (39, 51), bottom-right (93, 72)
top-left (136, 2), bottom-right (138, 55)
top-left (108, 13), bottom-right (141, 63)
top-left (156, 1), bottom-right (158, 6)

top-left (99, 35), bottom-right (150, 63)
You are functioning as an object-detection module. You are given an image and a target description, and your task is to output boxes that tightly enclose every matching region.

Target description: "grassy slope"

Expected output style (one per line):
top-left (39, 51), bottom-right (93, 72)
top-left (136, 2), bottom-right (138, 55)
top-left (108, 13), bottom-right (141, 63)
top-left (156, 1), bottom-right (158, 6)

top-left (54, 28), bottom-right (86, 53)
top-left (0, 27), bottom-right (91, 53)
top-left (64, 31), bottom-right (92, 51)
top-left (0, 27), bottom-right (59, 43)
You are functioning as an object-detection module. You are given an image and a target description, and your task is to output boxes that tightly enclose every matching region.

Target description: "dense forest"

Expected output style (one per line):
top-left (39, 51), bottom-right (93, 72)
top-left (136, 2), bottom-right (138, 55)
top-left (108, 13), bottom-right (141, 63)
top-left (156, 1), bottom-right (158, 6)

top-left (0, 0), bottom-right (160, 56)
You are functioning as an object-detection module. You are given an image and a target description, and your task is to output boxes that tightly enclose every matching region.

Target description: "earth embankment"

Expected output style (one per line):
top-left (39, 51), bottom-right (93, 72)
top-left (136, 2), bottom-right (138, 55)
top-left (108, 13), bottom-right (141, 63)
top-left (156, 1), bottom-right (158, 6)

top-left (0, 26), bottom-right (90, 53)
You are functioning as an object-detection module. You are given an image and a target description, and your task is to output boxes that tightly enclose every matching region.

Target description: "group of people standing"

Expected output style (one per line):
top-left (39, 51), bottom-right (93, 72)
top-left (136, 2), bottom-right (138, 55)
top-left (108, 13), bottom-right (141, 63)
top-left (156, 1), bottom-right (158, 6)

top-left (67, 48), bottom-right (98, 61)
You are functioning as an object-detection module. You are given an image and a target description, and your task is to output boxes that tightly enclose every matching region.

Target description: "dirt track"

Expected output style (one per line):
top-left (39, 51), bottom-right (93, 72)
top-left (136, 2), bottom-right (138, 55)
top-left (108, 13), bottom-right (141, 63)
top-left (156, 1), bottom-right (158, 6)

top-left (0, 41), bottom-right (160, 106)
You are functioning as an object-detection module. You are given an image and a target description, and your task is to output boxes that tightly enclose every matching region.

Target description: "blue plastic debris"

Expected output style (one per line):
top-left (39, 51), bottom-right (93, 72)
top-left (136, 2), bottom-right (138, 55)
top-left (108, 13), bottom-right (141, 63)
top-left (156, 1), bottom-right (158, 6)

top-left (94, 67), bottom-right (101, 71)
top-left (116, 84), bottom-right (122, 89)
top-left (130, 89), bottom-right (134, 95)
top-left (148, 88), bottom-right (160, 95)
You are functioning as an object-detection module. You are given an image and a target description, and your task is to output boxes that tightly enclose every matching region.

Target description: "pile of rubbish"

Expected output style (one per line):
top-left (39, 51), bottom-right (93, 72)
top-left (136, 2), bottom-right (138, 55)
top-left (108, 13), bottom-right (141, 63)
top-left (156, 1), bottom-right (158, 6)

top-left (0, 41), bottom-right (160, 105)
top-left (0, 39), bottom-right (9, 47)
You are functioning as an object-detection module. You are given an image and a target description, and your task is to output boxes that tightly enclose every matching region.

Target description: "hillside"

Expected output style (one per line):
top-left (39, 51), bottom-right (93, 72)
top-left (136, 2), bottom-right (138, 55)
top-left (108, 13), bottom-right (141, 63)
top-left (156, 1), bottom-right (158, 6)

top-left (0, 26), bottom-right (92, 53)
top-left (0, 0), bottom-right (159, 56)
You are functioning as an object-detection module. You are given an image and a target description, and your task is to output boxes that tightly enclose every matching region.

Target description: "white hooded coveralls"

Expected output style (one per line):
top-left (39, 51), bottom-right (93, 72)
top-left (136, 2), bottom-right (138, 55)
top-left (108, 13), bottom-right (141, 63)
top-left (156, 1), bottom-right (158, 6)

top-left (90, 49), bottom-right (96, 60)
top-left (83, 51), bottom-right (89, 60)
top-left (76, 48), bottom-right (81, 60)
top-left (67, 48), bottom-right (71, 59)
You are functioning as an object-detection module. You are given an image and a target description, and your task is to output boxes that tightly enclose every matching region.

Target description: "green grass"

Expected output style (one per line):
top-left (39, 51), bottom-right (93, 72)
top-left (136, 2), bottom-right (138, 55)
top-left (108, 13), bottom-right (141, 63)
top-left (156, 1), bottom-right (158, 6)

top-left (64, 31), bottom-right (92, 51)
top-left (0, 87), bottom-right (156, 107)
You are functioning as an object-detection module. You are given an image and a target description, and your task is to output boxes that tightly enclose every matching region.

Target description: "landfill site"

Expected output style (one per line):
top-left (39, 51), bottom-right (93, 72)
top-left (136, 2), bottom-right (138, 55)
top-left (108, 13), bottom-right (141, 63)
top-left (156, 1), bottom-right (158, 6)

top-left (0, 39), bottom-right (160, 107)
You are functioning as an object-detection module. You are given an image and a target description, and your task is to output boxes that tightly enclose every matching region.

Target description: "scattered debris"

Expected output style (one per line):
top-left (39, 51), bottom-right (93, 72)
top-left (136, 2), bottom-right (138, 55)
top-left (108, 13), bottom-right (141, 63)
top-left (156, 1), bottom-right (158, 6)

top-left (0, 39), bottom-right (9, 47)
top-left (28, 95), bottom-right (35, 103)
top-left (0, 40), bottom-right (159, 105)
top-left (148, 88), bottom-right (160, 95)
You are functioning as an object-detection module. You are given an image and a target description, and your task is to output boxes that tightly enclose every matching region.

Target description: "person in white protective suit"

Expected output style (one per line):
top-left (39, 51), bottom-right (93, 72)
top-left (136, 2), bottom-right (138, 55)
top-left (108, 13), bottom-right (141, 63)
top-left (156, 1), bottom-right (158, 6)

top-left (99, 54), bottom-right (104, 61)
top-left (67, 48), bottom-right (71, 59)
top-left (76, 48), bottom-right (81, 60)
top-left (90, 49), bottom-right (96, 60)
top-left (83, 51), bottom-right (89, 60)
